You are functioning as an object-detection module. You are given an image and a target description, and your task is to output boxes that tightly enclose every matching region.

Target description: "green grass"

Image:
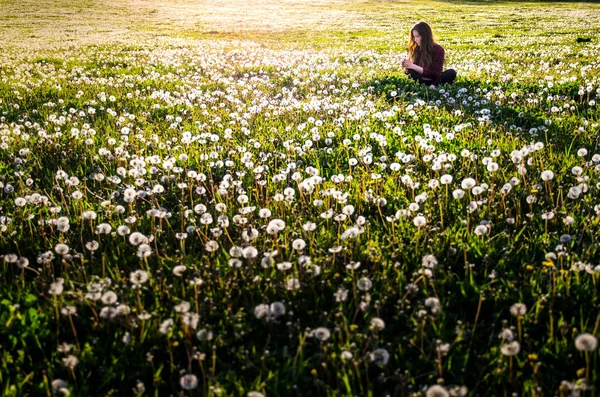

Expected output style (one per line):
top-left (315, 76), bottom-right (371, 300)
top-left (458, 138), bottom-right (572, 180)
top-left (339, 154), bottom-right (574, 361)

top-left (1, 1), bottom-right (600, 396)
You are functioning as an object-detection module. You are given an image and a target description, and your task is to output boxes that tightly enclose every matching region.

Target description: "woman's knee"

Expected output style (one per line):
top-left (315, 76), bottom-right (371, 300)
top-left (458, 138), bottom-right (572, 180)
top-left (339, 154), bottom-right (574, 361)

top-left (407, 69), bottom-right (420, 80)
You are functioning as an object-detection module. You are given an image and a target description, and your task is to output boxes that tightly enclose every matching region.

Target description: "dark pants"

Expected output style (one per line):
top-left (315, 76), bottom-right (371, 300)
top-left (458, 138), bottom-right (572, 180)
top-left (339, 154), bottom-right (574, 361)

top-left (407, 69), bottom-right (456, 86)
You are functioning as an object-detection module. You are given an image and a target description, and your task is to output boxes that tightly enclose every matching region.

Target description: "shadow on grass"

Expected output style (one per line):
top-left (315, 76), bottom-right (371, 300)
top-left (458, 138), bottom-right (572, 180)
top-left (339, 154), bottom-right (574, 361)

top-left (362, 72), bottom-right (594, 152)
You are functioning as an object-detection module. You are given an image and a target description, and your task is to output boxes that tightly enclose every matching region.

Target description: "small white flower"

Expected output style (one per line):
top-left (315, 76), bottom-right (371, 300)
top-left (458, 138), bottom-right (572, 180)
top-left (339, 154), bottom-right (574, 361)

top-left (425, 297), bottom-right (441, 313)
top-left (422, 254), bottom-right (438, 269)
top-left (196, 328), bottom-right (214, 342)
top-left (285, 278), bottom-right (300, 291)
top-left (181, 312), bottom-right (199, 329)
top-left (205, 240), bottom-right (219, 252)
top-left (14, 197), bottom-right (27, 207)
top-left (498, 328), bottom-right (514, 341)
top-left (179, 374), bottom-right (198, 390)
top-left (461, 178), bottom-right (476, 189)
top-left (61, 306), bottom-right (77, 316)
top-left (137, 244), bottom-right (152, 258)
top-left (270, 301), bottom-right (286, 318)
top-left (129, 232), bottom-right (148, 246)
top-left (474, 225), bottom-right (488, 236)
top-left (62, 355), bottom-right (79, 369)
top-left (174, 301), bottom-right (191, 313)
top-left (247, 392), bottom-right (265, 397)
top-left (243, 246), bottom-right (259, 259)
top-left (95, 223), bottom-right (112, 234)
top-left (292, 239), bottom-right (306, 250)
top-left (541, 170), bottom-right (554, 181)
top-left (55, 243), bottom-right (70, 255)
top-left (501, 341), bottom-right (520, 356)
top-left (370, 317), bottom-right (385, 331)
top-left (369, 348), bottom-right (389, 366)
top-left (575, 333), bottom-right (598, 352)
top-left (254, 304), bottom-right (269, 319)
top-left (510, 303), bottom-right (527, 316)
top-left (130, 270), bottom-right (149, 286)
top-left (426, 385), bottom-right (449, 397)
top-left (334, 288), bottom-right (348, 302)
top-left (51, 379), bottom-right (70, 395)
top-left (259, 208), bottom-right (271, 218)
top-left (452, 189), bottom-right (465, 199)
top-left (159, 318), bottom-right (174, 334)
top-left (49, 279), bottom-right (64, 295)
top-left (413, 215), bottom-right (427, 227)
top-left (357, 277), bottom-right (372, 291)
top-left (440, 174), bottom-right (453, 184)
top-left (172, 265), bottom-right (187, 277)
top-left (277, 261), bottom-right (292, 271)
top-left (313, 327), bottom-right (331, 341)
top-left (266, 219), bottom-right (285, 234)
top-left (101, 291), bottom-right (118, 305)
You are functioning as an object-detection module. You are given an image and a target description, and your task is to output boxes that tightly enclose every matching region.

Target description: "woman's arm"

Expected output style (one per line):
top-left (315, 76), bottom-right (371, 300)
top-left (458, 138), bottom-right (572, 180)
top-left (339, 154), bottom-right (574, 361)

top-left (402, 59), bottom-right (424, 75)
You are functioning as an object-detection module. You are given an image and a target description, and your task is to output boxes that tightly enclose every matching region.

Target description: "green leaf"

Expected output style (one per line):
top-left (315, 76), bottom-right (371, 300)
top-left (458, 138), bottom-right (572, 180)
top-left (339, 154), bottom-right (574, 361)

top-left (24, 294), bottom-right (37, 305)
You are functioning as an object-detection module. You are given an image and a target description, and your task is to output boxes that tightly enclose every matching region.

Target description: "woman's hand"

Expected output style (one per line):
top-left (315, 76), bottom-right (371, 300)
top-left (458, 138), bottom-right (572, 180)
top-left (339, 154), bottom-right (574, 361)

top-left (401, 59), bottom-right (414, 70)
top-left (402, 59), bottom-right (424, 75)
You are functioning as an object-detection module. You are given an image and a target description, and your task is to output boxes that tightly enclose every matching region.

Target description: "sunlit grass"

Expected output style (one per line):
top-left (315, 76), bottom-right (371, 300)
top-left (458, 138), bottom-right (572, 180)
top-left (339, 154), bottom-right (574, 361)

top-left (1, 1), bottom-right (600, 396)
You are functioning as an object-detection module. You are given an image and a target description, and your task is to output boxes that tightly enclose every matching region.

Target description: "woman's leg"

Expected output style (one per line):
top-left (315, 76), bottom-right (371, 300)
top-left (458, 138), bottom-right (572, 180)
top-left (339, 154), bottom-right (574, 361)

top-left (407, 70), bottom-right (431, 85)
top-left (435, 69), bottom-right (457, 85)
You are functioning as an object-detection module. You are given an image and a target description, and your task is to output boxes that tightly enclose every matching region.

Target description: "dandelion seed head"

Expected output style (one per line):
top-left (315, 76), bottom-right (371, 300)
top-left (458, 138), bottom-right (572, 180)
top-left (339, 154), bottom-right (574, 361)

top-left (510, 303), bottom-right (527, 316)
top-left (461, 178), bottom-right (476, 189)
top-left (501, 341), bottom-right (520, 356)
top-left (172, 265), bottom-right (187, 277)
top-left (292, 238), bottom-right (306, 250)
top-left (370, 317), bottom-right (385, 331)
top-left (137, 244), bottom-right (152, 258)
top-left (426, 385), bottom-right (449, 397)
top-left (313, 327), bottom-right (331, 341)
top-left (357, 277), bottom-right (372, 291)
top-left (179, 374), bottom-right (198, 390)
top-left (575, 333), bottom-right (598, 351)
top-left (55, 243), bottom-right (69, 255)
top-left (129, 232), bottom-right (148, 246)
top-left (413, 215), bottom-right (427, 227)
top-left (369, 348), bottom-right (389, 366)
top-left (51, 379), bottom-right (69, 395)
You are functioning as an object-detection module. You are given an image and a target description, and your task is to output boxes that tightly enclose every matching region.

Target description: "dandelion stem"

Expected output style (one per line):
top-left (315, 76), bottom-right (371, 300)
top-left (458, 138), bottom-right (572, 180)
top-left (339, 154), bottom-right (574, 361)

top-left (168, 338), bottom-right (175, 373)
top-left (471, 293), bottom-right (483, 337)
top-left (437, 348), bottom-right (443, 378)
top-left (585, 351), bottom-right (590, 386)
top-left (54, 296), bottom-right (60, 339)
top-left (509, 355), bottom-right (513, 385)
top-left (65, 315), bottom-right (79, 351)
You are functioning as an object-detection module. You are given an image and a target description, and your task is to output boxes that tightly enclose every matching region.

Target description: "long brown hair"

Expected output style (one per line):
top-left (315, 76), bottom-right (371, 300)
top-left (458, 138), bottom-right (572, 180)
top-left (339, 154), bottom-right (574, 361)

top-left (408, 22), bottom-right (435, 68)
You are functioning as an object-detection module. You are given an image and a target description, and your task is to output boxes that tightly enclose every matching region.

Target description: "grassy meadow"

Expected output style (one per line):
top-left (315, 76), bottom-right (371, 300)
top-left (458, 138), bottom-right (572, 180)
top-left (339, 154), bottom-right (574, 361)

top-left (1, 0), bottom-right (600, 396)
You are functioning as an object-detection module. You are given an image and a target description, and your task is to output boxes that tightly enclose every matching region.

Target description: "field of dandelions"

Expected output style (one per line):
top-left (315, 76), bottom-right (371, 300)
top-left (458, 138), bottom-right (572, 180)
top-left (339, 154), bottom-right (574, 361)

top-left (1, 1), bottom-right (600, 396)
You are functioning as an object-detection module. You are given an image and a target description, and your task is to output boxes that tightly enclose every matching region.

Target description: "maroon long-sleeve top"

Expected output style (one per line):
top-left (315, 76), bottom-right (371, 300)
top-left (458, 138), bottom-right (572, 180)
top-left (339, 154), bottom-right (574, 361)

top-left (422, 43), bottom-right (445, 80)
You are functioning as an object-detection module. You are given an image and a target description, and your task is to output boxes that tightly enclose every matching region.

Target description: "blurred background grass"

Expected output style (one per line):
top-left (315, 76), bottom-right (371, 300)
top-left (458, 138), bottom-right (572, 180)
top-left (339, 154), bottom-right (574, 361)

top-left (1, 0), bottom-right (599, 52)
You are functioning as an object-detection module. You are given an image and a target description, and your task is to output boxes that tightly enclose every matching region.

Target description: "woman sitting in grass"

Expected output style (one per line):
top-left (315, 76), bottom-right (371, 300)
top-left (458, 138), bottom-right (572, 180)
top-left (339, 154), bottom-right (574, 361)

top-left (402, 22), bottom-right (456, 87)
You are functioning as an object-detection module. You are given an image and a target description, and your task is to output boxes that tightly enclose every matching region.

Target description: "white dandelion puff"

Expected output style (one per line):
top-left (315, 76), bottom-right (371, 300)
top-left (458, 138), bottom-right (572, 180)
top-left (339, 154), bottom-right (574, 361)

top-left (313, 327), bottom-right (331, 341)
top-left (369, 348), bottom-right (390, 366)
top-left (575, 333), bottom-right (598, 352)
top-left (426, 385), bottom-right (449, 397)
top-left (179, 374), bottom-right (198, 390)
top-left (501, 341), bottom-right (520, 356)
